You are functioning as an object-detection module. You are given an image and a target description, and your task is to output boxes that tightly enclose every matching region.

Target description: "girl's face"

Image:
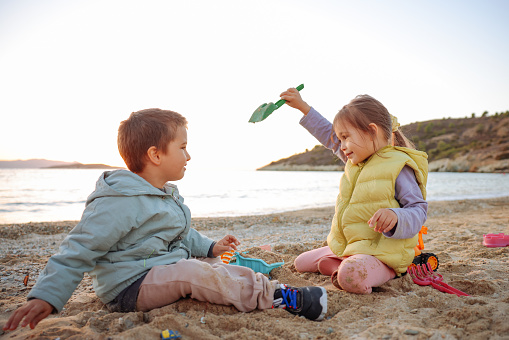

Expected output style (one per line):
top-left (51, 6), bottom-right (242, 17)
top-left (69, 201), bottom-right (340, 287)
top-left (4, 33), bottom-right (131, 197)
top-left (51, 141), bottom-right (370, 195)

top-left (335, 121), bottom-right (377, 165)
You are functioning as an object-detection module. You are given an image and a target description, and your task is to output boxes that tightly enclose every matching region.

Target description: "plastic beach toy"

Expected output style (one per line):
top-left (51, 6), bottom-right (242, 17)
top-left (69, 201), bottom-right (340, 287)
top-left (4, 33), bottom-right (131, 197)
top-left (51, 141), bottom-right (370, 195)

top-left (483, 233), bottom-right (509, 247)
top-left (220, 250), bottom-right (235, 264)
top-left (220, 245), bottom-right (273, 264)
top-left (229, 252), bottom-right (284, 274)
top-left (160, 329), bottom-right (181, 339)
top-left (409, 226), bottom-right (439, 272)
top-left (409, 263), bottom-right (469, 297)
top-left (249, 84), bottom-right (304, 123)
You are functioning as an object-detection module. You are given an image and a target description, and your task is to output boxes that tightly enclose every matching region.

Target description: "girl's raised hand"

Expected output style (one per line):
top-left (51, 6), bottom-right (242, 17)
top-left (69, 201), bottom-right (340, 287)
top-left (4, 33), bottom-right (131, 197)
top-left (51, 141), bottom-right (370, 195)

top-left (212, 234), bottom-right (241, 257)
top-left (368, 209), bottom-right (398, 234)
top-left (280, 88), bottom-right (311, 115)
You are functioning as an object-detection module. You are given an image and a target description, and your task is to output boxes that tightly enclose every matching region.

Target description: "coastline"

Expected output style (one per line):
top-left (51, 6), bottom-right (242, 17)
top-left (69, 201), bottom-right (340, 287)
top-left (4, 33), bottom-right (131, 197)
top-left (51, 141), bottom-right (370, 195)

top-left (1, 196), bottom-right (508, 339)
top-left (257, 158), bottom-right (509, 173)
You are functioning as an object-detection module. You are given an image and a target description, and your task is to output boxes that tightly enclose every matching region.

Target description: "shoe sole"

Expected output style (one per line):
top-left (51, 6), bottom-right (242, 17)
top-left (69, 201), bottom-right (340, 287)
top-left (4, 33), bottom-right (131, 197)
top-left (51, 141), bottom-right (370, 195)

top-left (315, 287), bottom-right (327, 321)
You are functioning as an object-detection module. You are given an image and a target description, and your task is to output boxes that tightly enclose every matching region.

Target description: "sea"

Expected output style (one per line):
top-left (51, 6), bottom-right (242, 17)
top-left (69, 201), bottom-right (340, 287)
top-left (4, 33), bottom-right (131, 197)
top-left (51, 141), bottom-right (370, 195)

top-left (0, 168), bottom-right (508, 224)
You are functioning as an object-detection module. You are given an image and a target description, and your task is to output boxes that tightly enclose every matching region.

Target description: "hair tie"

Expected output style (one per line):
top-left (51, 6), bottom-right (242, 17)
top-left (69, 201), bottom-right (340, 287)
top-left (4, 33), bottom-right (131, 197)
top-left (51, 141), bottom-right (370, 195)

top-left (390, 114), bottom-right (400, 133)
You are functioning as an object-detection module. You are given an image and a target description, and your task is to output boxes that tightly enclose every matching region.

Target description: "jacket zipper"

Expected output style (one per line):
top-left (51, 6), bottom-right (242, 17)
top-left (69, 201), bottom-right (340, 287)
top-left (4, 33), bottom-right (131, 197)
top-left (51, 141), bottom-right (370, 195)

top-left (168, 188), bottom-right (187, 242)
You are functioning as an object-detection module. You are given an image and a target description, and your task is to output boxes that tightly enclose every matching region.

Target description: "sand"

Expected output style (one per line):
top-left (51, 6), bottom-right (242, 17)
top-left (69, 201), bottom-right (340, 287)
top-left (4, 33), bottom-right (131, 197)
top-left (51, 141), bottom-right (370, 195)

top-left (1, 197), bottom-right (508, 339)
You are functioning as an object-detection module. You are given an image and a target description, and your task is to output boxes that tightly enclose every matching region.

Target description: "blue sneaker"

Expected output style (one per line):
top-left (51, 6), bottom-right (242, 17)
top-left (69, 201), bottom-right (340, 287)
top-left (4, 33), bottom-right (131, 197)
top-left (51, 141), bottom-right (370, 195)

top-left (272, 284), bottom-right (327, 321)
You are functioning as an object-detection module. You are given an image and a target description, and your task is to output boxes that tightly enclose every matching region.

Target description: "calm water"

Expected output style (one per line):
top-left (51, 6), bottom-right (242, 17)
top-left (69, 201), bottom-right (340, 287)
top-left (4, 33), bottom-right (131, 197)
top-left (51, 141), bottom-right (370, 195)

top-left (0, 168), bottom-right (508, 224)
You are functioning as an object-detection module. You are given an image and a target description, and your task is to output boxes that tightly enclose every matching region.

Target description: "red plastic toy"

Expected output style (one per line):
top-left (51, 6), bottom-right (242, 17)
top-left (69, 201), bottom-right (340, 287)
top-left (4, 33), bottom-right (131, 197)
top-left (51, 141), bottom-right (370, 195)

top-left (409, 263), bottom-right (469, 297)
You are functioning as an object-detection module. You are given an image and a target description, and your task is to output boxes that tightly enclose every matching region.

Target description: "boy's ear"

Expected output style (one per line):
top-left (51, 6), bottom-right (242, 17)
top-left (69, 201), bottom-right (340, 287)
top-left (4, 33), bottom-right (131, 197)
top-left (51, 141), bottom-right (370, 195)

top-left (146, 146), bottom-right (161, 165)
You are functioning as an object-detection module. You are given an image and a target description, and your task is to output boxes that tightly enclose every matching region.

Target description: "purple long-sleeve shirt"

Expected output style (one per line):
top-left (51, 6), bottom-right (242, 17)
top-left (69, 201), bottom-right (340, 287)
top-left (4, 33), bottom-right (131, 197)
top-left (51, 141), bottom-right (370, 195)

top-left (300, 107), bottom-right (427, 239)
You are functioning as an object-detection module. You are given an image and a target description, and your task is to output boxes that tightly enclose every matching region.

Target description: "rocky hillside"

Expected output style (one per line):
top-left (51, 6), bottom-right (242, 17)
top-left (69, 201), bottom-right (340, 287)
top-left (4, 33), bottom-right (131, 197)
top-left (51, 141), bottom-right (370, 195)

top-left (258, 111), bottom-right (509, 172)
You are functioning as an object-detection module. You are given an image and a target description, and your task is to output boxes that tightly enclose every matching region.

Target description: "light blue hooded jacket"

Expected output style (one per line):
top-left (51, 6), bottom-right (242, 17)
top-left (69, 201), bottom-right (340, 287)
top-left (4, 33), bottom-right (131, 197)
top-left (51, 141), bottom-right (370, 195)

top-left (27, 170), bottom-right (214, 312)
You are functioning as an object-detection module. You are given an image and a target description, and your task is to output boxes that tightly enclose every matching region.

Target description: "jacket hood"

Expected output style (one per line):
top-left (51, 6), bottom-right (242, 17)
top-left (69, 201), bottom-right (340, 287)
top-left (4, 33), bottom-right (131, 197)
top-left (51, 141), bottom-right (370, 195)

top-left (86, 170), bottom-right (177, 205)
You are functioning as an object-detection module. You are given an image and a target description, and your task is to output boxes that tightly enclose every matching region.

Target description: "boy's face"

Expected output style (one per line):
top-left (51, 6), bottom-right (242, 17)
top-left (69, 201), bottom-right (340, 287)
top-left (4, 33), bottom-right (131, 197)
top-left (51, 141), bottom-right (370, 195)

top-left (160, 125), bottom-right (191, 182)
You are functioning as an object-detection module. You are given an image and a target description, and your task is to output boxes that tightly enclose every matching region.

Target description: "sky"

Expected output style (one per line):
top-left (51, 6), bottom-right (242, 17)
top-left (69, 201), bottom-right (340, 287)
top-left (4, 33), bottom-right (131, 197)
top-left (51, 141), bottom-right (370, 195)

top-left (1, 0), bottom-right (508, 170)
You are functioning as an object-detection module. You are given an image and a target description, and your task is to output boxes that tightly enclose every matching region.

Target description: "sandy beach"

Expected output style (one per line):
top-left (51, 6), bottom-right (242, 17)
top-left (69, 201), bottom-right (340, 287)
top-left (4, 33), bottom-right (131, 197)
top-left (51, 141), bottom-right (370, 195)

top-left (1, 196), bottom-right (508, 339)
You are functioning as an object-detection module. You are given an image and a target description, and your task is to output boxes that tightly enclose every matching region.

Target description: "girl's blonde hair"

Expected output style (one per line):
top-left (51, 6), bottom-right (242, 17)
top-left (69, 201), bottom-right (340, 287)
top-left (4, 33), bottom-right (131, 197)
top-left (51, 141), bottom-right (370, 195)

top-left (332, 94), bottom-right (414, 149)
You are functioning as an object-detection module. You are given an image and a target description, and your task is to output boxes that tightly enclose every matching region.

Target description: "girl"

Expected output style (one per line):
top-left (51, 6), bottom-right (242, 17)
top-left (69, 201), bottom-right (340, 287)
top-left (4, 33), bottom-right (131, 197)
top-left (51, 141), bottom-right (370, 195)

top-left (280, 88), bottom-right (428, 294)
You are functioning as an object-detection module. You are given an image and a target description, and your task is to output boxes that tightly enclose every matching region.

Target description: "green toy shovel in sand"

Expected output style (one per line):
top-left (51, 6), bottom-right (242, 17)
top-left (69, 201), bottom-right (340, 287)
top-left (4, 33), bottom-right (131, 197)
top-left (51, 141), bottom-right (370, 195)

top-left (248, 84), bottom-right (304, 123)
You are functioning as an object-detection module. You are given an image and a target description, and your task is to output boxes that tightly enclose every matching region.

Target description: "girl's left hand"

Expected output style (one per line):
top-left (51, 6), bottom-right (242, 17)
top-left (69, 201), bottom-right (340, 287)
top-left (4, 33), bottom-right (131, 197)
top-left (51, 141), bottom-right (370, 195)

top-left (368, 209), bottom-right (398, 234)
top-left (212, 234), bottom-right (241, 257)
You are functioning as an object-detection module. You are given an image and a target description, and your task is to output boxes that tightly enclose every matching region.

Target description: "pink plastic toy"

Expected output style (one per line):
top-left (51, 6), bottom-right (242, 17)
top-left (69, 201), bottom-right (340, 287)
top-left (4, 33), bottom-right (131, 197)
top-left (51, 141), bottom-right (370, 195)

top-left (483, 233), bottom-right (509, 248)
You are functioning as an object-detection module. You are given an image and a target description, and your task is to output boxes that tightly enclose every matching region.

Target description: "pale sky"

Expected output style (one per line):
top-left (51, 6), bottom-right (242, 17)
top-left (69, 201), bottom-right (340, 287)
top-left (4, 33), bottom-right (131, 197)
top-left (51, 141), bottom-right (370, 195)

top-left (1, 0), bottom-right (508, 170)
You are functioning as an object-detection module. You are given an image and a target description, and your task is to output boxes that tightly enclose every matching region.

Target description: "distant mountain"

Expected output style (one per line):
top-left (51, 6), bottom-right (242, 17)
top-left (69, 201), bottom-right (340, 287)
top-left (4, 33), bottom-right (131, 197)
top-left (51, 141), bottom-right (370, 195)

top-left (0, 159), bottom-right (123, 169)
top-left (258, 111), bottom-right (509, 173)
top-left (47, 163), bottom-right (124, 169)
top-left (0, 159), bottom-right (75, 168)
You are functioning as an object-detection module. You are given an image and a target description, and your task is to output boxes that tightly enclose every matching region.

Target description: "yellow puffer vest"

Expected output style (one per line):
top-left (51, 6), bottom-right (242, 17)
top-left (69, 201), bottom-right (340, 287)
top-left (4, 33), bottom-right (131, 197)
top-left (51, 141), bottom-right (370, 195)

top-left (327, 146), bottom-right (428, 274)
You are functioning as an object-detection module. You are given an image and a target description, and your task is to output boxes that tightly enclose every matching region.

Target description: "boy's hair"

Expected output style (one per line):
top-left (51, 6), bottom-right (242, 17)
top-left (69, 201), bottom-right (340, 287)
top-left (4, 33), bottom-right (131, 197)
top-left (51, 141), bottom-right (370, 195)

top-left (332, 94), bottom-right (414, 149)
top-left (118, 108), bottom-right (188, 172)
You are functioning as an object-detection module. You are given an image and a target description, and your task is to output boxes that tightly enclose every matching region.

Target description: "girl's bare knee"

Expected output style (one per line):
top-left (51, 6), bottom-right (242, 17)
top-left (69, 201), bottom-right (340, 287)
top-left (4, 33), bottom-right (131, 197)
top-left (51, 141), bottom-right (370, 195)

top-left (293, 254), bottom-right (308, 273)
top-left (336, 260), bottom-right (372, 294)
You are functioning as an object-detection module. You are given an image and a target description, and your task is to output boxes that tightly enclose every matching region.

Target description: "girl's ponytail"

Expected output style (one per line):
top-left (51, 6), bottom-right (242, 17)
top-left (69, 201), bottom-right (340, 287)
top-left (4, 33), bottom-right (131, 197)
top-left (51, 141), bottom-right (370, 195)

top-left (390, 115), bottom-right (415, 148)
top-left (392, 130), bottom-right (415, 149)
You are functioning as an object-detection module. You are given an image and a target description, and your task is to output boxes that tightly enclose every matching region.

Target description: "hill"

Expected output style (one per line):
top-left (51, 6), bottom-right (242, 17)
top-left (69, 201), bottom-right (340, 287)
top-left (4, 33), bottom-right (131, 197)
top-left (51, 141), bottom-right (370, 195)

top-left (0, 159), bottom-right (123, 169)
top-left (46, 163), bottom-right (124, 169)
top-left (258, 111), bottom-right (509, 172)
top-left (0, 159), bottom-right (74, 168)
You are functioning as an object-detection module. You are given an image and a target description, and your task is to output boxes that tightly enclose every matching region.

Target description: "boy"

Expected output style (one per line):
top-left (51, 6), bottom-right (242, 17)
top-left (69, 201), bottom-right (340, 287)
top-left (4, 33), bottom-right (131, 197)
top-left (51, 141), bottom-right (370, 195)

top-left (3, 108), bottom-right (327, 331)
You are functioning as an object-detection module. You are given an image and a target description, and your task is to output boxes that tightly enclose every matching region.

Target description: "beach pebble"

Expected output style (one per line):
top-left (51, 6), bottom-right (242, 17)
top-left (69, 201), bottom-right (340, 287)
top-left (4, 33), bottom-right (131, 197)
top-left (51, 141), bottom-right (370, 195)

top-left (404, 329), bottom-right (420, 335)
top-left (326, 327), bottom-right (334, 334)
top-left (124, 319), bottom-right (134, 329)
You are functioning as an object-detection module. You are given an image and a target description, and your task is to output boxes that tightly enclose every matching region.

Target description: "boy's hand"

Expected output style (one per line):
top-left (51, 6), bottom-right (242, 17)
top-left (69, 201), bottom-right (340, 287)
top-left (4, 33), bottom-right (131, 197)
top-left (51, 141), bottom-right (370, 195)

top-left (280, 88), bottom-right (311, 115)
top-left (212, 235), bottom-right (240, 257)
top-left (3, 299), bottom-right (53, 331)
top-left (368, 209), bottom-right (398, 234)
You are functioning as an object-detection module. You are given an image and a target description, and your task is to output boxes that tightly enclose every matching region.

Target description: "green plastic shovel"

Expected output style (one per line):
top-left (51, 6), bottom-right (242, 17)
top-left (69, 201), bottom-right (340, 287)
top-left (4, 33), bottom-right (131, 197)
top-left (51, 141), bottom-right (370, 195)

top-left (248, 84), bottom-right (304, 123)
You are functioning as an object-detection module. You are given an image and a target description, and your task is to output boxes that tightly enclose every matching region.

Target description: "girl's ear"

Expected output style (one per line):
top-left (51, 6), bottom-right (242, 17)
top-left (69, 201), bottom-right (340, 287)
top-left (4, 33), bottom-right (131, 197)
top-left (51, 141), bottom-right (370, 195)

top-left (368, 123), bottom-right (379, 139)
top-left (146, 146), bottom-right (161, 165)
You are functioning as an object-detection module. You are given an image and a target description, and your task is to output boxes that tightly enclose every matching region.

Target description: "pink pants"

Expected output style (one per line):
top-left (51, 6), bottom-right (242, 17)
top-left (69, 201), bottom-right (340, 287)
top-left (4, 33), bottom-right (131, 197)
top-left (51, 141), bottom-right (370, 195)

top-left (294, 246), bottom-right (396, 294)
top-left (136, 257), bottom-right (277, 312)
